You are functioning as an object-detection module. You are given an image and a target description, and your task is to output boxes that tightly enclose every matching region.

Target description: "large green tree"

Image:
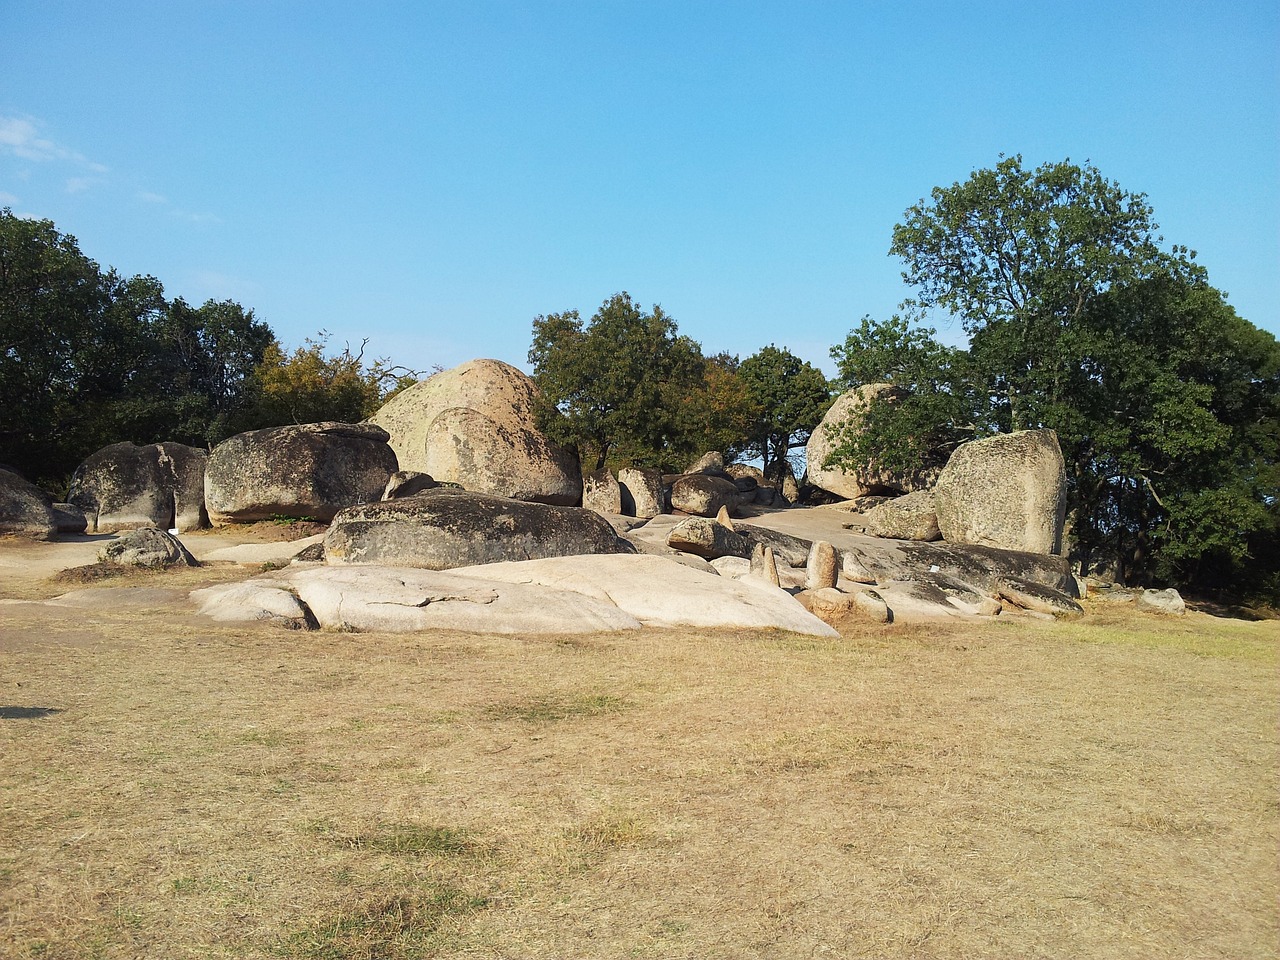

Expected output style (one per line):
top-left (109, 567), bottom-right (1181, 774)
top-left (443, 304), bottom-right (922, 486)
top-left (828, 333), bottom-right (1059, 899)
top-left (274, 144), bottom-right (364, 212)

top-left (528, 292), bottom-right (750, 471)
top-left (736, 345), bottom-right (832, 480)
top-left (830, 160), bottom-right (1279, 599)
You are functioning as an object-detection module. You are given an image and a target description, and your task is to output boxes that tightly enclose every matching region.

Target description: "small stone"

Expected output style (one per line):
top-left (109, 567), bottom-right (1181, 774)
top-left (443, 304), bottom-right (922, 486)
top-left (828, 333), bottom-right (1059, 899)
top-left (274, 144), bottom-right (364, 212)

top-left (852, 589), bottom-right (891, 623)
top-left (1136, 588), bottom-right (1186, 616)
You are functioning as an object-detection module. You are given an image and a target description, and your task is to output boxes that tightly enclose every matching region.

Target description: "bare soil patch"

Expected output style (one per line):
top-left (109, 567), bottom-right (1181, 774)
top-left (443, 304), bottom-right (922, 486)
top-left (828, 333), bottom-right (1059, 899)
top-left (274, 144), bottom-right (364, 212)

top-left (0, 592), bottom-right (1275, 959)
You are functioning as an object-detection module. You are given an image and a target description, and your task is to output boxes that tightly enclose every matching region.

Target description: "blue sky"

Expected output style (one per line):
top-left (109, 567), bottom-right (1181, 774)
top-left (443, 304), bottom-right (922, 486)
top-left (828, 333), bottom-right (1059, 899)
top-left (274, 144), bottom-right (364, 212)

top-left (2, 1), bottom-right (1276, 377)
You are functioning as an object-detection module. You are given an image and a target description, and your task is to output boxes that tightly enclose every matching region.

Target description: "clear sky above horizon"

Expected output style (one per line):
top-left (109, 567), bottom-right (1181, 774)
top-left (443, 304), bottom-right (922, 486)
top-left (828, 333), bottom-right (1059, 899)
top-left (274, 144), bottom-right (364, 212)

top-left (3, 1), bottom-right (1277, 377)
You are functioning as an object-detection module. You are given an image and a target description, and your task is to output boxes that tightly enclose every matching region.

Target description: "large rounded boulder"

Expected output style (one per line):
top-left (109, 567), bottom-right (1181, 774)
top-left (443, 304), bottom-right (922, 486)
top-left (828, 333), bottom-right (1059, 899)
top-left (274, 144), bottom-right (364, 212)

top-left (369, 359), bottom-right (582, 506)
top-left (205, 422), bottom-right (397, 524)
top-left (932, 429), bottom-right (1067, 555)
top-left (68, 441), bottom-right (207, 533)
top-left (323, 488), bottom-right (635, 570)
top-left (805, 384), bottom-right (936, 499)
top-left (0, 467), bottom-right (57, 540)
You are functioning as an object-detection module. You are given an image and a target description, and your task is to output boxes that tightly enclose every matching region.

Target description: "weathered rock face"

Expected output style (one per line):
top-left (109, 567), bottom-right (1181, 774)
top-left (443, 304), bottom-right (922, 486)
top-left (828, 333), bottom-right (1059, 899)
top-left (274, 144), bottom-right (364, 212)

top-left (0, 467), bottom-right (57, 539)
top-left (933, 429), bottom-right (1067, 555)
top-left (582, 468), bottom-right (622, 515)
top-left (806, 384), bottom-right (937, 499)
top-left (618, 467), bottom-right (664, 518)
top-left (205, 422), bottom-right (396, 524)
top-left (382, 470), bottom-right (438, 500)
top-left (52, 503), bottom-right (88, 535)
top-left (1136, 588), bottom-right (1186, 616)
top-left (323, 488), bottom-right (635, 570)
top-left (669, 474), bottom-right (739, 517)
top-left (864, 491), bottom-right (941, 542)
top-left (68, 442), bottom-right (208, 533)
top-left (369, 358), bottom-right (582, 506)
top-left (100, 528), bottom-right (198, 567)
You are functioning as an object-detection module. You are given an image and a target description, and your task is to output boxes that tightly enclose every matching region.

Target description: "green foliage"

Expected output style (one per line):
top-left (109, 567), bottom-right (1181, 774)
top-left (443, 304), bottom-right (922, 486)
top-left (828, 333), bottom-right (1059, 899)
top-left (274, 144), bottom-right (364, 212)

top-left (245, 332), bottom-right (419, 427)
top-left (735, 345), bottom-right (832, 479)
top-left (528, 292), bottom-right (750, 471)
top-left (827, 313), bottom-right (979, 475)
top-left (829, 159), bottom-right (1279, 599)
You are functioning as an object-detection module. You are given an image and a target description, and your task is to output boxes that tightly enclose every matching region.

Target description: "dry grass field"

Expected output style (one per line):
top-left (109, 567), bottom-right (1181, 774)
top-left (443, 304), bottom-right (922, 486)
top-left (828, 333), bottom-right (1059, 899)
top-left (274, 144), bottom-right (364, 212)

top-left (1, 568), bottom-right (1276, 959)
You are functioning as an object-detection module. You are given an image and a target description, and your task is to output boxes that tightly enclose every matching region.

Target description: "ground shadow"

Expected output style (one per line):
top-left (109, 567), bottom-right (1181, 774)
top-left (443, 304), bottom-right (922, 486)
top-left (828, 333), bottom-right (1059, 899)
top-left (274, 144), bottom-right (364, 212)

top-left (0, 706), bottom-right (64, 719)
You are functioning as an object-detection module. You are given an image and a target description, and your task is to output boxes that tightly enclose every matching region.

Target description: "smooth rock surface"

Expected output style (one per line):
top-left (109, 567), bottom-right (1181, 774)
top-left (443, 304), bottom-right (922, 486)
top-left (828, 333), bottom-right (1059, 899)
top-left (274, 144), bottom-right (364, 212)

top-left (369, 359), bottom-right (581, 505)
top-left (933, 429), bottom-right (1067, 555)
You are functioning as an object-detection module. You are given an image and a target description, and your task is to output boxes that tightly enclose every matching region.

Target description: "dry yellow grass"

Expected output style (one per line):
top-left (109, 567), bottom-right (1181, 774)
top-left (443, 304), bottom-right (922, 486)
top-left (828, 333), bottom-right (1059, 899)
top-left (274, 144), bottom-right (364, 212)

top-left (0, 579), bottom-right (1276, 959)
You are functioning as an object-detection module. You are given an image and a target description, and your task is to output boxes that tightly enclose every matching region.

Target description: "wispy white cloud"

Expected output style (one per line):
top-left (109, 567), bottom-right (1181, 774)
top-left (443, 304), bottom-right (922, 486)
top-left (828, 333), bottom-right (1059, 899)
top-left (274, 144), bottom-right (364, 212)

top-left (65, 176), bottom-right (96, 194)
top-left (0, 115), bottom-right (107, 173)
top-left (137, 190), bottom-right (167, 204)
top-left (0, 190), bottom-right (18, 205)
top-left (175, 209), bottom-right (223, 225)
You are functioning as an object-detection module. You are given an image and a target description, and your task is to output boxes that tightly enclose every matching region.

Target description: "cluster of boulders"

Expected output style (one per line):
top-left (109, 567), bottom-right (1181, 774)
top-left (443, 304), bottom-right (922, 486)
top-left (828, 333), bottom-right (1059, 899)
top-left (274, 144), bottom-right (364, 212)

top-left (1, 358), bottom-right (1191, 623)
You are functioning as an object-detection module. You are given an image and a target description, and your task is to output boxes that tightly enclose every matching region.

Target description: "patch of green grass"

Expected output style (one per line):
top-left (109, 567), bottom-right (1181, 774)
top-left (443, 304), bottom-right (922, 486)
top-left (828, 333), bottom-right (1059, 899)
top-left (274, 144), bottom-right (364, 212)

top-left (484, 692), bottom-right (631, 723)
top-left (1051, 614), bottom-right (1279, 661)
top-left (314, 821), bottom-right (481, 858)
top-left (278, 886), bottom-right (488, 960)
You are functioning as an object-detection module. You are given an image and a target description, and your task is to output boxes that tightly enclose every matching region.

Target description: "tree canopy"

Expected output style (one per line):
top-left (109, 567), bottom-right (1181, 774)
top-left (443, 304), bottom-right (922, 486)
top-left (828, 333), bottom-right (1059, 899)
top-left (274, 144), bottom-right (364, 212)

top-left (528, 292), bottom-right (753, 472)
top-left (736, 345), bottom-right (832, 480)
top-left (829, 158), bottom-right (1279, 600)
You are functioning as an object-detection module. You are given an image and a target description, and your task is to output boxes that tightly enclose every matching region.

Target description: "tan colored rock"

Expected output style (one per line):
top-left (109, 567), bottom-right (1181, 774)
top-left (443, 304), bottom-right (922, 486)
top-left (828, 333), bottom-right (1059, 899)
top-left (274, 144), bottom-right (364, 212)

top-left (369, 359), bottom-right (581, 505)
top-left (583, 468), bottom-right (622, 515)
top-left (852, 589), bottom-right (891, 623)
top-left (796, 586), bottom-right (856, 626)
top-left (618, 467), bottom-right (664, 518)
top-left (805, 540), bottom-right (839, 590)
top-left (933, 429), bottom-right (1067, 555)
top-left (806, 384), bottom-right (937, 499)
top-left (670, 474), bottom-right (738, 517)
top-left (751, 543), bottom-right (781, 586)
top-left (714, 505), bottom-right (735, 530)
top-left (864, 491), bottom-right (941, 542)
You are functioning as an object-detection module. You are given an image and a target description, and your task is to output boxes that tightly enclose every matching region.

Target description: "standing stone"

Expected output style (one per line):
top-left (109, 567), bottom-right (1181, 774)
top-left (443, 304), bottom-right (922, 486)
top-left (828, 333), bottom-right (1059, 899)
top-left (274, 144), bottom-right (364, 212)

top-left (805, 540), bottom-right (839, 590)
top-left (933, 429), bottom-right (1067, 555)
top-left (205, 422), bottom-right (397, 524)
top-left (618, 467), bottom-right (664, 518)
top-left (750, 543), bottom-right (781, 587)
top-left (583, 468), bottom-right (623, 515)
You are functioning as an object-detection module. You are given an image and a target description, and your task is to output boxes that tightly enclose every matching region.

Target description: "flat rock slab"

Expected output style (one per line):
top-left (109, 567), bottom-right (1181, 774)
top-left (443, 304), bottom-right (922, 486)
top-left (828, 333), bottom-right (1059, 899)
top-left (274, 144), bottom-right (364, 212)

top-left (189, 555), bottom-right (838, 637)
top-left (199, 534), bottom-right (326, 564)
top-left (449, 554), bottom-right (838, 636)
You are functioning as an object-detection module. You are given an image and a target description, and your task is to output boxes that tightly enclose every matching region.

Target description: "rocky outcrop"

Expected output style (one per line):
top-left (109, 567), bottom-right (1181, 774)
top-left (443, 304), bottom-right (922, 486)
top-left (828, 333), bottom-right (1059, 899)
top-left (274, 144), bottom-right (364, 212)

top-left (806, 384), bottom-right (936, 499)
top-left (864, 491), bottom-right (941, 542)
top-left (68, 441), bottom-right (207, 533)
top-left (100, 528), bottom-right (198, 567)
top-left (323, 488), bottom-right (635, 570)
top-left (205, 422), bottom-right (396, 524)
top-left (583, 468), bottom-right (622, 515)
top-left (190, 555), bottom-right (839, 637)
top-left (669, 474), bottom-right (739, 517)
top-left (369, 359), bottom-right (582, 505)
top-left (0, 467), bottom-right (57, 539)
top-left (933, 429), bottom-right (1066, 555)
top-left (618, 467), bottom-right (664, 518)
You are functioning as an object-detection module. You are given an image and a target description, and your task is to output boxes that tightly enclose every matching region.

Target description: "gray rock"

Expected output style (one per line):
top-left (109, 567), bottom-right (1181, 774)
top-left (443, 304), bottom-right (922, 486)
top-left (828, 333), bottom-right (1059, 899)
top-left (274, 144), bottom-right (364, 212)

top-left (369, 359), bottom-right (582, 505)
top-left (583, 468), bottom-right (622, 515)
top-left (0, 467), bottom-right (57, 539)
top-left (1136, 588), bottom-right (1186, 616)
top-left (670, 474), bottom-right (739, 517)
top-left (853, 589), bottom-right (891, 623)
top-left (205, 422), bottom-right (396, 524)
top-left (382, 470), bottom-right (438, 500)
top-left (100, 528), bottom-right (198, 567)
top-left (996, 576), bottom-right (1083, 617)
top-left (666, 516), bottom-right (751, 560)
top-left (52, 503), bottom-right (87, 535)
top-left (864, 491), bottom-right (941, 541)
top-left (933, 429), bottom-right (1067, 555)
top-left (618, 467), bottom-right (664, 518)
top-left (68, 441), bottom-right (207, 533)
top-left (323, 488), bottom-right (635, 570)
